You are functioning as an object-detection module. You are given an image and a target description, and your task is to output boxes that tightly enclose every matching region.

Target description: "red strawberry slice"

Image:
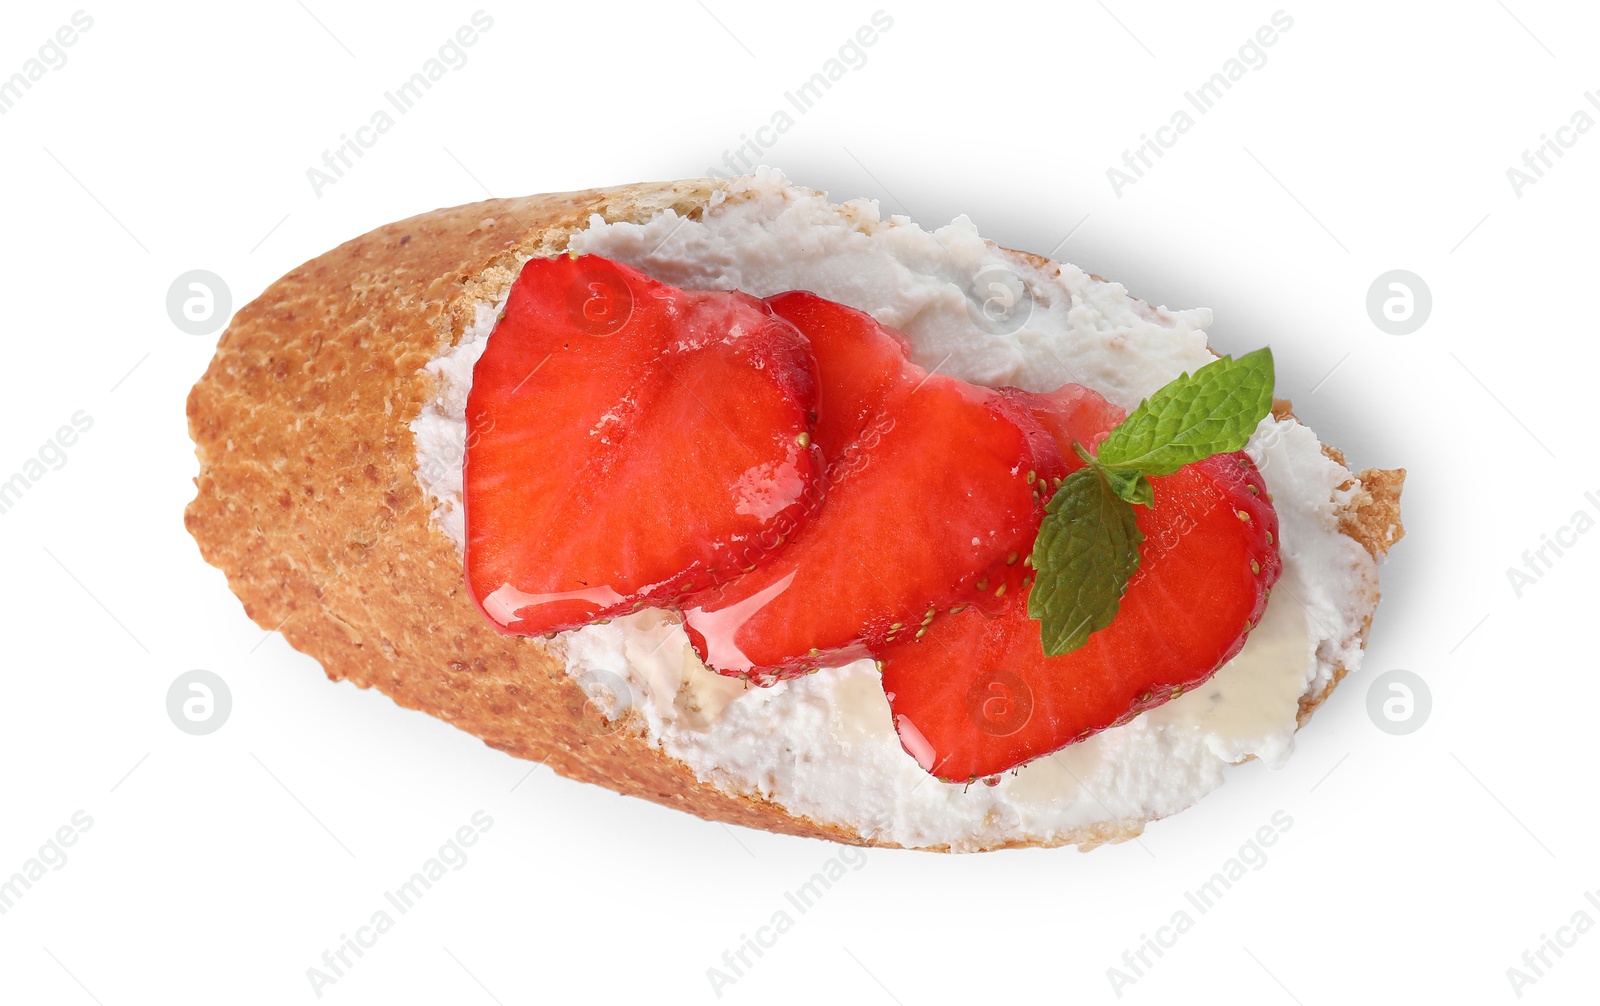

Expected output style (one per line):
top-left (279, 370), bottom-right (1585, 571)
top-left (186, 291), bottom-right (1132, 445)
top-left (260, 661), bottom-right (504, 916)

top-left (1005, 383), bottom-right (1128, 463)
top-left (764, 290), bottom-right (912, 460)
top-left (679, 295), bottom-right (1066, 681)
top-left (463, 255), bottom-right (823, 636)
top-left (881, 425), bottom-right (1282, 780)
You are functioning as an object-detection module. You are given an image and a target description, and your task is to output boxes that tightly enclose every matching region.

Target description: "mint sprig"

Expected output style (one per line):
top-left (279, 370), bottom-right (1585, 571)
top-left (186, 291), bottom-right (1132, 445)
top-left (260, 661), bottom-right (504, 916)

top-left (1028, 349), bottom-right (1274, 656)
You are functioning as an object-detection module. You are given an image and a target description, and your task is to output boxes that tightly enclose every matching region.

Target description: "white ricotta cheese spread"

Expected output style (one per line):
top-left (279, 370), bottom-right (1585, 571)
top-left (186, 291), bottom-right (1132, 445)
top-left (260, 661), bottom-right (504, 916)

top-left (409, 170), bottom-right (1379, 851)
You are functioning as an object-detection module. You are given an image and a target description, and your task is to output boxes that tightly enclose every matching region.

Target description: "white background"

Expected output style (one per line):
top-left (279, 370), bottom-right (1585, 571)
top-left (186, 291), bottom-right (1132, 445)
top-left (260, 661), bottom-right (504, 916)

top-left (0, 1), bottom-right (1594, 1003)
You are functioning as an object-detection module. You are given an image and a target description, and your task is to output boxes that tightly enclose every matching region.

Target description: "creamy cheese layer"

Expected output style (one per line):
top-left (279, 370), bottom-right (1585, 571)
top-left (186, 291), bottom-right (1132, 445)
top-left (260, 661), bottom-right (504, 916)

top-left (409, 170), bottom-right (1379, 851)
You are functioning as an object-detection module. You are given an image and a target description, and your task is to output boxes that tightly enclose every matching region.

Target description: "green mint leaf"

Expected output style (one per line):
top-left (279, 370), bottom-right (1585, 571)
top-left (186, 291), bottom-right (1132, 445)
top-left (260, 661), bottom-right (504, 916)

top-left (1094, 348), bottom-right (1275, 477)
top-left (1028, 468), bottom-right (1144, 656)
top-left (1100, 468), bottom-right (1154, 507)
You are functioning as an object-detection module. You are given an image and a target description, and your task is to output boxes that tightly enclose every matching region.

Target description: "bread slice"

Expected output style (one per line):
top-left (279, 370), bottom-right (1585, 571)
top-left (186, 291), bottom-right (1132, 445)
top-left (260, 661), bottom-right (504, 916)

top-left (185, 179), bottom-right (1403, 851)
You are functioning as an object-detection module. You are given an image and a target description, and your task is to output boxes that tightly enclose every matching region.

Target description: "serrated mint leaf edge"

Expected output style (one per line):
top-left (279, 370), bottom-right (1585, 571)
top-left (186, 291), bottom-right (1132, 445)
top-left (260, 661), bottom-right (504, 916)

top-left (1094, 348), bottom-right (1274, 476)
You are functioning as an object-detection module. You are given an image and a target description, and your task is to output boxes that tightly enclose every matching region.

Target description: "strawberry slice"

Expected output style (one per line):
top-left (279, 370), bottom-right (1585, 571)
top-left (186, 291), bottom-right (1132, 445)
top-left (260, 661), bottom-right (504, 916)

top-left (463, 255), bottom-right (822, 636)
top-left (881, 415), bottom-right (1281, 780)
top-left (1005, 383), bottom-right (1127, 462)
top-left (679, 295), bottom-right (1065, 681)
top-left (764, 290), bottom-right (912, 460)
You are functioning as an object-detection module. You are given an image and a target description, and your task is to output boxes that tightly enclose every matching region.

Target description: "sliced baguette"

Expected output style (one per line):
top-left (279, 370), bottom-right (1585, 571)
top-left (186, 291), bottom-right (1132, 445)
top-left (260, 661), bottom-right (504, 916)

top-left (185, 179), bottom-right (1403, 851)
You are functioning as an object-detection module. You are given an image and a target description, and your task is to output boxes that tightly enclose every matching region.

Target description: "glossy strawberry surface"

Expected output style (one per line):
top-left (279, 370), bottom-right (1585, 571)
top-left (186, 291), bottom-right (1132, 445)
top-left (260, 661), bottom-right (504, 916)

top-left (680, 294), bottom-right (1065, 680)
top-left (463, 256), bottom-right (822, 636)
top-left (881, 404), bottom-right (1282, 780)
